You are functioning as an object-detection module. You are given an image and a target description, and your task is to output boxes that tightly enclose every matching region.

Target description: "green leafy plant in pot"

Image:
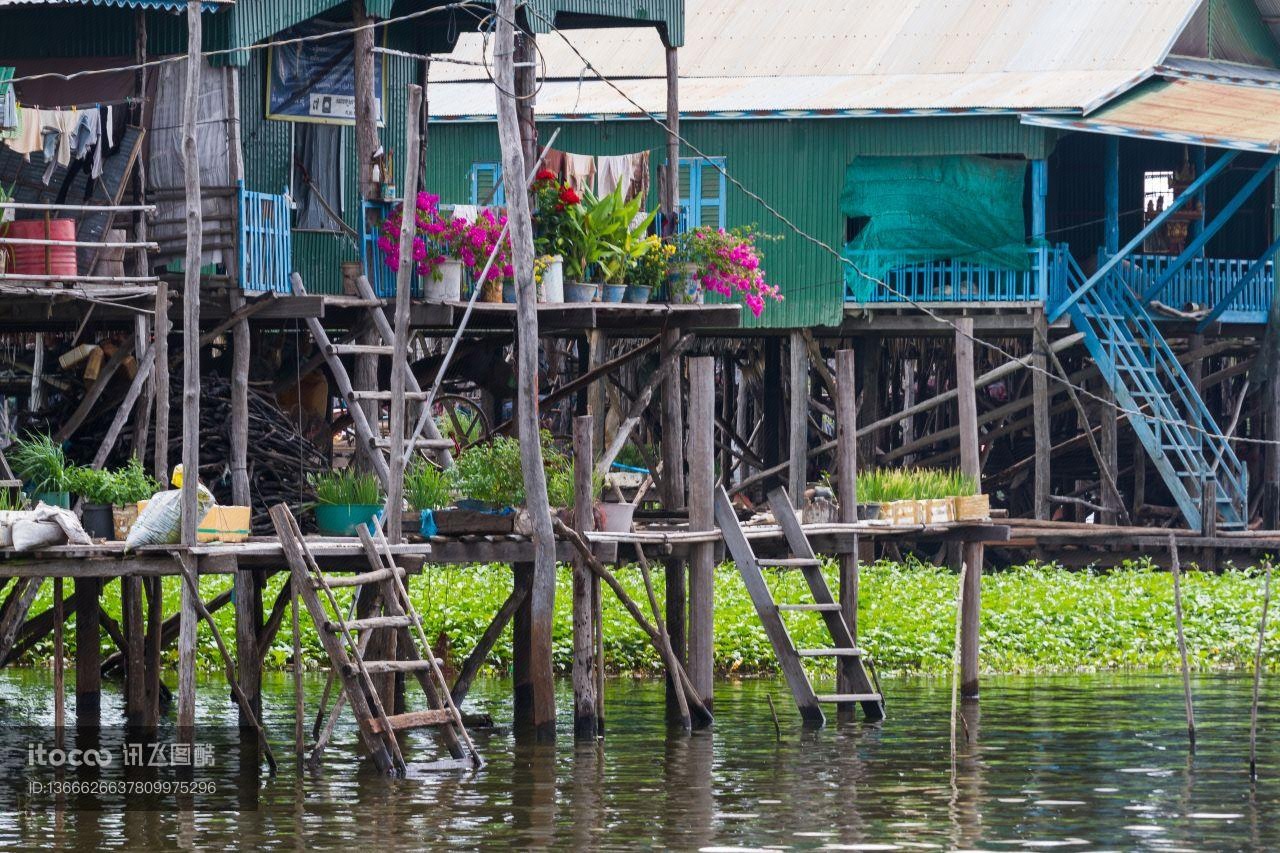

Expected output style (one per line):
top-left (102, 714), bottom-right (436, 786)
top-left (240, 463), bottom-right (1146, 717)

top-left (309, 468), bottom-right (384, 536)
top-left (9, 433), bottom-right (73, 508)
top-left (67, 458), bottom-right (160, 540)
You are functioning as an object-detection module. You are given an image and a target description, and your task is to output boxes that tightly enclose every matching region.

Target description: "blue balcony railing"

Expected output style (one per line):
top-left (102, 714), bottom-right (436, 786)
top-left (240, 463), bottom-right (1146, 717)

top-left (844, 245), bottom-right (1065, 305)
top-left (237, 182), bottom-right (292, 293)
top-left (1113, 253), bottom-right (1273, 324)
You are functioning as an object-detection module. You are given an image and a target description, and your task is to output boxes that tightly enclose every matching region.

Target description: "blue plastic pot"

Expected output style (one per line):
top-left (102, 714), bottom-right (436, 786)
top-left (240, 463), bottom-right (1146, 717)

top-left (624, 284), bottom-right (652, 304)
top-left (602, 284), bottom-right (627, 303)
top-left (565, 282), bottom-right (599, 303)
top-left (502, 281), bottom-right (517, 302)
top-left (34, 491), bottom-right (70, 509)
top-left (314, 503), bottom-right (384, 537)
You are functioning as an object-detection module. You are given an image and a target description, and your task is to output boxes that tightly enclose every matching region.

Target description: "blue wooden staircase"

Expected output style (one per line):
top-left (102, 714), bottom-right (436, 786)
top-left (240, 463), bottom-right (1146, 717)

top-left (1057, 255), bottom-right (1247, 530)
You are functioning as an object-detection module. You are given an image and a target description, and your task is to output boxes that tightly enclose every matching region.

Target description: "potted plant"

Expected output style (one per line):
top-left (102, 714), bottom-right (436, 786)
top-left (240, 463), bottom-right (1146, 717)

top-left (309, 468), bottom-right (384, 536)
top-left (109, 456), bottom-right (161, 539)
top-left (448, 208), bottom-right (511, 302)
top-left (535, 254), bottom-right (564, 303)
top-left (593, 184), bottom-right (658, 303)
top-left (626, 235), bottom-right (672, 304)
top-left (855, 468), bottom-right (983, 524)
top-left (673, 226), bottom-right (783, 317)
top-left (67, 466), bottom-right (117, 540)
top-left (437, 433), bottom-right (577, 534)
top-left (404, 458), bottom-right (453, 537)
top-left (10, 433), bottom-right (73, 508)
top-left (532, 170), bottom-right (576, 303)
top-left (376, 192), bottom-right (463, 302)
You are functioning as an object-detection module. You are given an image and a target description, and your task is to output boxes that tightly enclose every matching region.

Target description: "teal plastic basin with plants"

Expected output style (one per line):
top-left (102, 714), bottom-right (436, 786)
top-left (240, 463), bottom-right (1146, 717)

top-left (314, 504), bottom-right (384, 537)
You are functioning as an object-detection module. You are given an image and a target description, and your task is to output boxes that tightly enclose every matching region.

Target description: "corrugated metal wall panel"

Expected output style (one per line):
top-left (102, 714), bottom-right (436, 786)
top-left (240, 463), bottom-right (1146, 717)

top-left (525, 0), bottom-right (683, 46)
top-left (209, 0), bottom-right (349, 66)
top-left (424, 116), bottom-right (1050, 329)
top-left (239, 41), bottom-right (420, 294)
top-left (0, 7), bottom-right (186, 57)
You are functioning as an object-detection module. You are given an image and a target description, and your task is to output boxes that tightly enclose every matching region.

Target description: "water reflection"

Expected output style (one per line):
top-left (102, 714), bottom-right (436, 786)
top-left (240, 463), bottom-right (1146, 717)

top-left (0, 672), bottom-right (1272, 849)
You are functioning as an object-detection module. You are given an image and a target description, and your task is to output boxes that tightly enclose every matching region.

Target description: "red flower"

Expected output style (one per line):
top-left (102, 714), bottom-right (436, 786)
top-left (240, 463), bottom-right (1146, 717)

top-left (535, 169), bottom-right (557, 183)
top-left (558, 186), bottom-right (581, 206)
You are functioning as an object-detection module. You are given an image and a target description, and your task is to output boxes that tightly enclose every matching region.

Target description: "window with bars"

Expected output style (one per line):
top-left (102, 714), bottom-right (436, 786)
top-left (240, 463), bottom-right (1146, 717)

top-left (469, 162), bottom-right (506, 206)
top-left (677, 156), bottom-right (726, 231)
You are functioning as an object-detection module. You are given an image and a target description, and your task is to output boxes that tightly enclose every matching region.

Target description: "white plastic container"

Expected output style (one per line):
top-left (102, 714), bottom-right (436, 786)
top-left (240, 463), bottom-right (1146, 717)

top-left (424, 260), bottom-right (463, 302)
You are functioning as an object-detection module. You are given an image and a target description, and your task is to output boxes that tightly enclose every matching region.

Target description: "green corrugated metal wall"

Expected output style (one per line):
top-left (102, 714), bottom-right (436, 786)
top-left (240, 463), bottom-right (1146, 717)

top-left (424, 116), bottom-right (1052, 329)
top-left (0, 7), bottom-right (187, 57)
top-left (239, 35), bottom-right (420, 294)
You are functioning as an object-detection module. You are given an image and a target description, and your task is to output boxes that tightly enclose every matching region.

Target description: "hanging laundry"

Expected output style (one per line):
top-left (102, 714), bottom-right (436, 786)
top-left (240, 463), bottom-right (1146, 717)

top-left (6, 107), bottom-right (43, 159)
top-left (68, 107), bottom-right (103, 178)
top-left (561, 152), bottom-right (596, 194)
top-left (40, 110), bottom-right (78, 184)
top-left (596, 151), bottom-right (651, 204)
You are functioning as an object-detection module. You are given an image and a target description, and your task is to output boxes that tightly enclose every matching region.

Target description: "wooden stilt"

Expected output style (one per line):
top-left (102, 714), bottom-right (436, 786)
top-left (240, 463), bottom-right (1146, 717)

top-left (123, 576), bottom-right (147, 729)
top-left (1169, 536), bottom-right (1196, 747)
top-left (835, 349), bottom-right (860, 721)
top-left (53, 577), bottom-right (64, 738)
top-left (511, 560), bottom-right (534, 728)
top-left (856, 335), bottom-right (881, 469)
top-left (788, 331), bottom-right (809, 507)
top-left (177, 566), bottom-right (197, 739)
top-left (687, 356), bottom-right (715, 710)
top-left (588, 331), bottom-right (608, 455)
top-left (762, 338), bottom-right (782, 476)
top-left (659, 328), bottom-right (687, 722)
top-left (572, 415), bottom-right (599, 738)
top-left (74, 578), bottom-right (101, 729)
top-left (234, 570), bottom-right (262, 726)
top-left (1032, 312), bottom-right (1051, 520)
top-left (1100, 384), bottom-right (1119, 525)
top-left (143, 575), bottom-right (163, 728)
top-left (955, 319), bottom-right (983, 699)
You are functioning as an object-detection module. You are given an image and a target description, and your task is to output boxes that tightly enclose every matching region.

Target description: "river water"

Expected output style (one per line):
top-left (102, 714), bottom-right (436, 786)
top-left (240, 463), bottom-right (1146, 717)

top-left (0, 670), bottom-right (1275, 850)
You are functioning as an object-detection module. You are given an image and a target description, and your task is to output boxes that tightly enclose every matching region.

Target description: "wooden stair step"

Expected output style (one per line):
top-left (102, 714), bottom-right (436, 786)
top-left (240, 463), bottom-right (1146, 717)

top-left (815, 693), bottom-right (882, 703)
top-left (367, 708), bottom-right (453, 734)
top-left (370, 436), bottom-right (455, 450)
top-left (796, 648), bottom-right (862, 657)
top-left (325, 615), bottom-right (415, 633)
top-left (314, 566), bottom-right (406, 588)
top-left (346, 658), bottom-right (443, 676)
top-left (777, 603), bottom-right (842, 612)
top-left (348, 390), bottom-right (431, 402)
top-left (758, 557), bottom-right (821, 568)
top-left (328, 343), bottom-right (394, 356)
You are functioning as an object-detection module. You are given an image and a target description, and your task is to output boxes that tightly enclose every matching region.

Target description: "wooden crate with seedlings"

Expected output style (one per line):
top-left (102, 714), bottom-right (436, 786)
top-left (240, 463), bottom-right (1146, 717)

top-left (884, 498), bottom-right (956, 526)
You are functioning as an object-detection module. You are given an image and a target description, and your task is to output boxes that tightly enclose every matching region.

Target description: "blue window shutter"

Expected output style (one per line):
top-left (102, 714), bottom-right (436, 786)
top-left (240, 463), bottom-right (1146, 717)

top-left (675, 157), bottom-right (726, 231)
top-left (469, 163), bottom-right (505, 206)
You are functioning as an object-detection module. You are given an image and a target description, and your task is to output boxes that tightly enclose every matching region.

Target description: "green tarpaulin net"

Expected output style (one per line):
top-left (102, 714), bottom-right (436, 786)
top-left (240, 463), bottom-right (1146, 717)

top-left (840, 155), bottom-right (1031, 298)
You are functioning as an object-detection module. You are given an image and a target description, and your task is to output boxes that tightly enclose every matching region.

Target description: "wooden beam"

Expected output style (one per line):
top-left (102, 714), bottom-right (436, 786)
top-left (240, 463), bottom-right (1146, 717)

top-left (687, 356), bottom-right (715, 709)
top-left (53, 333), bottom-right (136, 443)
top-left (1032, 311), bottom-right (1051, 520)
top-left (572, 415), bottom-right (599, 738)
top-left (788, 331), bottom-right (809, 507)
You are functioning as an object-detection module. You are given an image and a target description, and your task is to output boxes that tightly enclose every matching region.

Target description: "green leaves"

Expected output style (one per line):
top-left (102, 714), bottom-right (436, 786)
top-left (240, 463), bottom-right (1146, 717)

top-left (9, 433), bottom-right (72, 494)
top-left (854, 467), bottom-right (979, 503)
top-left (308, 468), bottom-right (383, 506)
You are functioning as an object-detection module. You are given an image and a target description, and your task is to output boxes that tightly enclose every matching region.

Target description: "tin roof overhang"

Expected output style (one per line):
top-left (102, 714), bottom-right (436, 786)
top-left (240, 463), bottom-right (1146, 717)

top-left (1021, 77), bottom-right (1280, 153)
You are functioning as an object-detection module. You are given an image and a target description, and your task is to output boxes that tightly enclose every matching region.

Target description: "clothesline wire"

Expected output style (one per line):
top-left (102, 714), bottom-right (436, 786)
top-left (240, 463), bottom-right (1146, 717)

top-left (521, 5), bottom-right (1280, 451)
top-left (10, 97), bottom-right (145, 112)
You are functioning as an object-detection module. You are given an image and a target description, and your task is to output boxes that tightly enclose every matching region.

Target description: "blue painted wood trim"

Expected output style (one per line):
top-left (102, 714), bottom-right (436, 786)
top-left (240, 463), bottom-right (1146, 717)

top-left (1049, 150), bottom-right (1239, 323)
top-left (1104, 137), bottom-right (1119, 257)
top-left (1196, 233), bottom-right (1280, 330)
top-left (1143, 153), bottom-right (1280, 302)
top-left (1031, 159), bottom-right (1047, 240)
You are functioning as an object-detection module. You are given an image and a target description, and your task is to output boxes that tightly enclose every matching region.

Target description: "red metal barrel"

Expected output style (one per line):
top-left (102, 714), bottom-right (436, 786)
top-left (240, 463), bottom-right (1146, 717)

top-left (8, 218), bottom-right (78, 277)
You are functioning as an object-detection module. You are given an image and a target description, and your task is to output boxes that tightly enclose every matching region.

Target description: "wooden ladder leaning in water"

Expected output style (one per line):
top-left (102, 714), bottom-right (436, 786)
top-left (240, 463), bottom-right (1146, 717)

top-left (289, 272), bottom-right (455, 487)
top-left (715, 485), bottom-right (885, 728)
top-left (270, 504), bottom-right (483, 774)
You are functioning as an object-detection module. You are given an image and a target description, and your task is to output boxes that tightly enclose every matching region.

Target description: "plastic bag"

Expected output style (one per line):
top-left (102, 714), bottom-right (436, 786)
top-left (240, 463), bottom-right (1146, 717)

top-left (125, 485), bottom-right (216, 552)
top-left (11, 502), bottom-right (91, 552)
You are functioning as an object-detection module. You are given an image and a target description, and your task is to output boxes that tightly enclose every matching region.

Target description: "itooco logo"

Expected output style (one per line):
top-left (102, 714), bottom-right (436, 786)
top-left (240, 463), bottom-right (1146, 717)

top-left (26, 744), bottom-right (112, 767)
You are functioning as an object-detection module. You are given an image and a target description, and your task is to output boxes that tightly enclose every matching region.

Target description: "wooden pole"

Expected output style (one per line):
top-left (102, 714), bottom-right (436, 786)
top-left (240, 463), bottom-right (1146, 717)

top-left (788, 331), bottom-right (809, 508)
top-left (955, 318), bottom-right (983, 699)
top-left (497, 0), bottom-right (557, 740)
top-left (1251, 560), bottom-right (1271, 781)
top-left (687, 356), bottom-right (715, 710)
top-left (1032, 313), bottom-right (1051, 520)
top-left (572, 415), bottom-right (599, 738)
top-left (388, 84), bottom-right (423, 542)
top-left (659, 328), bottom-right (687, 722)
top-left (177, 0), bottom-right (203, 737)
top-left (123, 576), bottom-right (147, 729)
top-left (835, 349), bottom-right (859, 720)
top-left (1100, 385), bottom-right (1119, 524)
top-left (292, 576), bottom-right (304, 757)
top-left (53, 577), bottom-right (64, 738)
top-left (662, 46), bottom-right (680, 237)
top-left (352, 0), bottom-right (381, 472)
top-left (74, 578), bottom-right (100, 729)
top-left (1169, 536), bottom-right (1196, 748)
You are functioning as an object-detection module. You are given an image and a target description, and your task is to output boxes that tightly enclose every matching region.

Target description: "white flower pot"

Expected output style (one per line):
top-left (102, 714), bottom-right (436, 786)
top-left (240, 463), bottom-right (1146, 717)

top-left (597, 501), bottom-right (636, 533)
top-left (424, 260), bottom-right (463, 302)
top-left (540, 257), bottom-right (564, 303)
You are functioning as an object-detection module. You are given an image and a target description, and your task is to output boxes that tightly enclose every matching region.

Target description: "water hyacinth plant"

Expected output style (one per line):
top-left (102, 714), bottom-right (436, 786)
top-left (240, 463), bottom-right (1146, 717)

top-left (676, 226), bottom-right (782, 317)
top-left (855, 468), bottom-right (979, 504)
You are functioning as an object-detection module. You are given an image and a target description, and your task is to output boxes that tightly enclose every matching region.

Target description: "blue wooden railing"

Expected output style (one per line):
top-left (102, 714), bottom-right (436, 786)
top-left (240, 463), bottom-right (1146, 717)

top-left (1114, 253), bottom-right (1273, 324)
top-left (237, 182), bottom-right (292, 293)
top-left (843, 245), bottom-right (1065, 304)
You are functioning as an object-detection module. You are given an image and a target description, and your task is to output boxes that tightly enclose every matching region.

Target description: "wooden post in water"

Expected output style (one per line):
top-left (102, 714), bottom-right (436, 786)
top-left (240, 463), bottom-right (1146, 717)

top-left (53, 577), bottom-right (64, 738)
top-left (1100, 385), bottom-right (1119, 524)
top-left (123, 577), bottom-right (147, 729)
top-left (74, 578), bottom-right (100, 729)
top-left (660, 327), bottom-right (687, 722)
top-left (687, 356), bottom-right (715, 710)
top-left (956, 318), bottom-right (983, 699)
top-left (177, 0), bottom-right (203, 739)
top-left (1032, 312), bottom-right (1051, 520)
top-left (1169, 536), bottom-right (1196, 747)
top-left (835, 349), bottom-right (860, 722)
top-left (788, 332), bottom-right (809, 508)
top-left (497, 0), bottom-right (557, 740)
top-left (572, 416), bottom-right (599, 738)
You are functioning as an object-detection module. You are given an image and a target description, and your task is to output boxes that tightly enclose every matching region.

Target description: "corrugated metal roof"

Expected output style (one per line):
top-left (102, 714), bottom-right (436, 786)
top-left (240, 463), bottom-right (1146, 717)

top-left (1022, 77), bottom-right (1280, 151)
top-left (431, 0), bottom-right (1204, 115)
top-left (1158, 54), bottom-right (1280, 87)
top-left (0, 0), bottom-right (226, 9)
